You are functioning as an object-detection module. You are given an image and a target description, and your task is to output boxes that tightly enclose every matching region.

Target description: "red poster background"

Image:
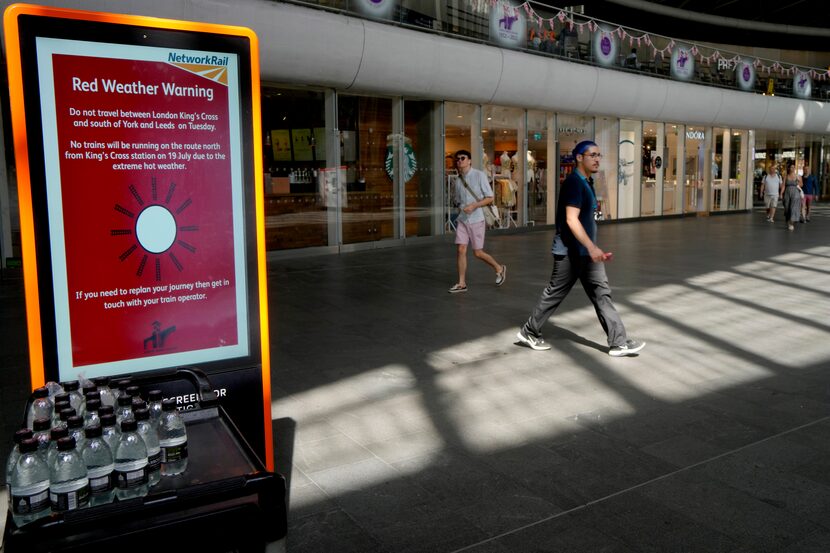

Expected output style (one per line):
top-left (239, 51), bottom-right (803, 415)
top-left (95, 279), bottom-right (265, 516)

top-left (51, 54), bottom-right (238, 367)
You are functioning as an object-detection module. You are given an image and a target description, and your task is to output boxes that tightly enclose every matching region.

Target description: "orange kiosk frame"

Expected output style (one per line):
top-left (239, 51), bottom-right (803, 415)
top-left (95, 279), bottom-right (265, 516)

top-left (4, 5), bottom-right (283, 548)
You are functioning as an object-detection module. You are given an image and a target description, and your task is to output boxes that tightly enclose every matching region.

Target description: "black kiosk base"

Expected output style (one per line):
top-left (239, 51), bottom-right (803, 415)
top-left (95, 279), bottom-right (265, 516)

top-left (4, 370), bottom-right (286, 553)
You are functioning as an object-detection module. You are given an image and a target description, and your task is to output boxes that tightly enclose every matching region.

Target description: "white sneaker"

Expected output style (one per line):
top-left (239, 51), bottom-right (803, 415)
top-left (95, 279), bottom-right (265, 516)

top-left (609, 339), bottom-right (645, 357)
top-left (496, 265), bottom-right (507, 286)
top-left (516, 328), bottom-right (551, 351)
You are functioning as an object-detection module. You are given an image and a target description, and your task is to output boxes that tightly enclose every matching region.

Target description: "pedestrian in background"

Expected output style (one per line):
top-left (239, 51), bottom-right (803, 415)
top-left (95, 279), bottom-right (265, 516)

top-left (802, 163), bottom-right (817, 222)
top-left (448, 150), bottom-right (507, 293)
top-left (782, 162), bottom-right (801, 231)
top-left (760, 163), bottom-right (782, 223)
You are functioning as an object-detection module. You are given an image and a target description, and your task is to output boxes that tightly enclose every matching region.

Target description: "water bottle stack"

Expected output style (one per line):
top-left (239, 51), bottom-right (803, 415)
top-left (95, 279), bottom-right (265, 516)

top-left (6, 382), bottom-right (192, 526)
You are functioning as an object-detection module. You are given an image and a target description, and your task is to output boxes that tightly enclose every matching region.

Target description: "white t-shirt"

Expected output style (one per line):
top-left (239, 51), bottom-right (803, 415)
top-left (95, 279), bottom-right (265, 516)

top-left (762, 172), bottom-right (781, 196)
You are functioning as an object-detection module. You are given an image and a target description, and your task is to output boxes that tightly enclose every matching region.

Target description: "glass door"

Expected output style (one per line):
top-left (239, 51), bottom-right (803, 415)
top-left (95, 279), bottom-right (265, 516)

top-left (338, 95), bottom-right (396, 245)
top-left (684, 126), bottom-right (707, 213)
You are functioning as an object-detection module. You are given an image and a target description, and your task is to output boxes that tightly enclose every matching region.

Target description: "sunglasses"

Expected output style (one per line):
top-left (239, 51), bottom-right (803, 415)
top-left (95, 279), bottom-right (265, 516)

top-left (455, 156), bottom-right (468, 161)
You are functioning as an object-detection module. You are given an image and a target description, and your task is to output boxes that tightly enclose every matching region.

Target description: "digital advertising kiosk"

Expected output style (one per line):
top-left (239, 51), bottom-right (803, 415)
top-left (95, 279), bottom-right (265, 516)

top-left (4, 4), bottom-right (284, 549)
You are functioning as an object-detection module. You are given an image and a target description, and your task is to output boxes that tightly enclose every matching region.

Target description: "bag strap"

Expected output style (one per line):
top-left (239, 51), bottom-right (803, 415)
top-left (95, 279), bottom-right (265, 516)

top-left (458, 171), bottom-right (483, 202)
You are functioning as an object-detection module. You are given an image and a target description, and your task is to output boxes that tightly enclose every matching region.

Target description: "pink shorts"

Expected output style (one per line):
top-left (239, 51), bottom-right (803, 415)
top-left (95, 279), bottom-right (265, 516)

top-left (455, 220), bottom-right (486, 250)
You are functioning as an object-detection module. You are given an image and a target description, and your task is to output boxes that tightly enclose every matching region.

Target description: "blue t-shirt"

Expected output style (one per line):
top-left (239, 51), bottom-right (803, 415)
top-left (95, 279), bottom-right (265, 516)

top-left (803, 174), bottom-right (817, 196)
top-left (552, 170), bottom-right (597, 256)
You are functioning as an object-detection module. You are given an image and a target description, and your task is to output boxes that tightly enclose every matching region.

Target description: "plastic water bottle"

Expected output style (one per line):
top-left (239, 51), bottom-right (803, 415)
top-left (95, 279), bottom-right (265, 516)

top-left (115, 394), bottom-right (134, 425)
top-left (126, 385), bottom-right (141, 400)
top-left (100, 413), bottom-right (121, 455)
top-left (52, 397), bottom-right (70, 427)
top-left (66, 415), bottom-right (86, 453)
top-left (46, 426), bottom-right (69, 469)
top-left (84, 398), bottom-right (102, 429)
top-left (93, 376), bottom-right (116, 408)
top-left (26, 386), bottom-right (53, 430)
top-left (32, 417), bottom-right (52, 456)
top-left (9, 438), bottom-right (51, 526)
top-left (57, 407), bottom-right (76, 429)
top-left (61, 380), bottom-right (86, 417)
top-left (49, 436), bottom-right (90, 512)
top-left (113, 419), bottom-right (149, 500)
top-left (82, 424), bottom-right (115, 506)
top-left (147, 390), bottom-right (163, 429)
top-left (114, 379), bottom-right (132, 402)
top-left (134, 408), bottom-right (161, 487)
top-left (158, 399), bottom-right (188, 476)
top-left (5, 428), bottom-right (33, 484)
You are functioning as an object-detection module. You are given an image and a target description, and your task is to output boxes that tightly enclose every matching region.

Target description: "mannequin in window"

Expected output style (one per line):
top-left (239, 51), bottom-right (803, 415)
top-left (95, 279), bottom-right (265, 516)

top-left (500, 151), bottom-right (511, 178)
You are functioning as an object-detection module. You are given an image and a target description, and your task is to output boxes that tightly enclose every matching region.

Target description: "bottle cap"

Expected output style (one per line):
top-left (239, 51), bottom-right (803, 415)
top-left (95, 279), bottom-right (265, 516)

top-left (67, 415), bottom-right (84, 429)
top-left (85, 390), bottom-right (101, 402)
top-left (132, 398), bottom-right (146, 411)
top-left (57, 436), bottom-right (77, 451)
top-left (117, 395), bottom-right (133, 407)
top-left (50, 426), bottom-right (69, 441)
top-left (54, 392), bottom-right (70, 403)
top-left (32, 417), bottom-right (51, 432)
top-left (86, 398), bottom-right (101, 412)
top-left (32, 386), bottom-right (49, 399)
top-left (161, 399), bottom-right (177, 412)
top-left (148, 390), bottom-right (163, 402)
top-left (99, 405), bottom-right (115, 417)
top-left (13, 428), bottom-right (33, 444)
top-left (82, 384), bottom-right (98, 396)
top-left (100, 413), bottom-right (117, 428)
top-left (120, 419), bottom-right (138, 432)
top-left (19, 437), bottom-right (39, 454)
top-left (126, 385), bottom-right (140, 398)
top-left (59, 407), bottom-right (77, 421)
top-left (116, 379), bottom-right (132, 391)
top-left (134, 408), bottom-right (150, 421)
top-left (61, 380), bottom-right (80, 392)
top-left (84, 424), bottom-right (103, 439)
top-left (92, 376), bottom-right (110, 387)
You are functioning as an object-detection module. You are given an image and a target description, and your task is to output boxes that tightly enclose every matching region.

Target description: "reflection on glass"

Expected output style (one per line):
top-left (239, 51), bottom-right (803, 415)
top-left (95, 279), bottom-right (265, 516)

top-left (482, 105), bottom-right (523, 228)
top-left (444, 102), bottom-right (476, 234)
top-left (685, 126), bottom-right (705, 213)
top-left (261, 87), bottom-right (327, 251)
top-left (404, 100), bottom-right (438, 237)
top-left (527, 110), bottom-right (549, 225)
top-left (338, 95), bottom-right (395, 245)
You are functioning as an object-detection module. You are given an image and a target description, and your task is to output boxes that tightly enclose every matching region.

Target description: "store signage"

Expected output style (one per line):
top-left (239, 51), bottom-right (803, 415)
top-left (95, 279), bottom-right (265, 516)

top-left (754, 152), bottom-right (767, 159)
top-left (489, 1), bottom-right (526, 49)
top-left (592, 25), bottom-right (617, 67)
top-left (385, 136), bottom-right (417, 183)
top-left (686, 130), bottom-right (705, 140)
top-left (670, 44), bottom-right (695, 81)
top-left (354, 0), bottom-right (397, 19)
top-left (793, 70), bottom-right (812, 99)
top-left (559, 126), bottom-right (587, 135)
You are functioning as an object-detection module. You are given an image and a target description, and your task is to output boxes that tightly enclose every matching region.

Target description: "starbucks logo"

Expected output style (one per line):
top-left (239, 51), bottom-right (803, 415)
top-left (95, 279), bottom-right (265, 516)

top-left (385, 138), bottom-right (417, 182)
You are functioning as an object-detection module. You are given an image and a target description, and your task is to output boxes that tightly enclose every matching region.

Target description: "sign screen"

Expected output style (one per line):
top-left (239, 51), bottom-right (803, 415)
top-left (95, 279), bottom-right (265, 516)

top-left (7, 10), bottom-right (264, 385)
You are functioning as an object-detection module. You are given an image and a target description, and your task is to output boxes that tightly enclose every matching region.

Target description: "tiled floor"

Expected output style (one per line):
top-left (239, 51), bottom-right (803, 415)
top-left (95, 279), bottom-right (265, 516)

top-left (4, 206), bottom-right (830, 551)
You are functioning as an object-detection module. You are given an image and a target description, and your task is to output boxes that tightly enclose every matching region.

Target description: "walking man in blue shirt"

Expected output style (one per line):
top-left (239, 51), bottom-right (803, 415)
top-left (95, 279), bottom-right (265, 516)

top-left (516, 140), bottom-right (645, 357)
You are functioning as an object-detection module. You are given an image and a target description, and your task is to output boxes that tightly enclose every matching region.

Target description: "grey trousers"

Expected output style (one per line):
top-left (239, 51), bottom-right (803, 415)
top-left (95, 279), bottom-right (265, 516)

top-left (524, 253), bottom-right (627, 347)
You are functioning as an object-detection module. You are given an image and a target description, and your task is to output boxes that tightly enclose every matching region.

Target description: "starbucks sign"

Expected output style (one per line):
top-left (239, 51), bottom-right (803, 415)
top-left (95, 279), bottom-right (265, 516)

top-left (385, 137), bottom-right (417, 182)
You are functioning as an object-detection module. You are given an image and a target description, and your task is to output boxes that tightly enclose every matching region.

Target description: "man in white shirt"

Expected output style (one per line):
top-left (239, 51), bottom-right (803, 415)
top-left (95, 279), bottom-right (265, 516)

top-left (449, 150), bottom-right (507, 293)
top-left (760, 164), bottom-right (782, 222)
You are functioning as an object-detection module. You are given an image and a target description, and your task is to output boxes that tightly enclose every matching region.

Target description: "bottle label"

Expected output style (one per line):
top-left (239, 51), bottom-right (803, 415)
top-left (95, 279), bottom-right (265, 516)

top-left (50, 479), bottom-right (90, 511)
top-left (147, 450), bottom-right (162, 472)
top-left (87, 464), bottom-right (115, 493)
top-left (11, 481), bottom-right (50, 514)
top-left (114, 459), bottom-right (149, 489)
top-left (160, 440), bottom-right (188, 463)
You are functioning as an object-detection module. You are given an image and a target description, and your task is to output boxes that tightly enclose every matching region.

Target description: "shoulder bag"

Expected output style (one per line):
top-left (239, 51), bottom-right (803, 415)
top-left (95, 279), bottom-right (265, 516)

top-left (458, 172), bottom-right (499, 227)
